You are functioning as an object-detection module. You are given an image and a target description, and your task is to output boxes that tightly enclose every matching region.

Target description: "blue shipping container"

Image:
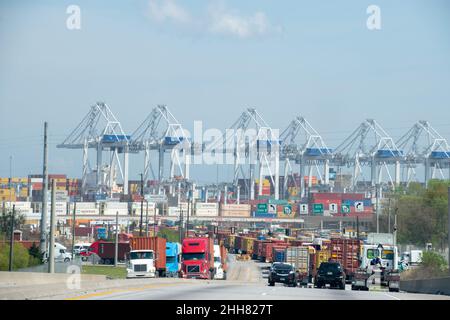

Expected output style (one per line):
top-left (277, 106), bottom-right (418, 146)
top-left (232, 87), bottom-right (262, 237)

top-left (164, 137), bottom-right (184, 145)
top-left (102, 134), bottom-right (131, 143)
top-left (376, 149), bottom-right (403, 158)
top-left (431, 151), bottom-right (450, 159)
top-left (273, 248), bottom-right (287, 263)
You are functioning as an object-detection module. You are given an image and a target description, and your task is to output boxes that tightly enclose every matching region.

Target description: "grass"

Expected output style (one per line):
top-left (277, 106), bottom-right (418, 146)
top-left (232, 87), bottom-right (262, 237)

top-left (82, 265), bottom-right (127, 279)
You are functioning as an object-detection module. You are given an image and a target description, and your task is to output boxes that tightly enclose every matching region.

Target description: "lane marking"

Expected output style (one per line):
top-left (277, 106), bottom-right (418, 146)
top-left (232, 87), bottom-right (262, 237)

top-left (65, 282), bottom-right (188, 300)
top-left (383, 293), bottom-right (401, 300)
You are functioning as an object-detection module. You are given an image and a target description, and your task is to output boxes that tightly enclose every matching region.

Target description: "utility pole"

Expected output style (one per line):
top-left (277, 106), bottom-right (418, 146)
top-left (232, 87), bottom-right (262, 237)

top-left (145, 201), bottom-right (149, 237)
top-left (139, 173), bottom-right (144, 236)
top-left (71, 202), bottom-right (76, 260)
top-left (356, 215), bottom-right (360, 262)
top-left (178, 182), bottom-right (183, 243)
top-left (114, 211), bottom-right (118, 267)
top-left (9, 205), bottom-right (15, 271)
top-left (153, 201), bottom-right (157, 237)
top-left (394, 207), bottom-right (398, 246)
top-left (388, 198), bottom-right (391, 234)
top-left (186, 182), bottom-right (191, 239)
top-left (48, 179), bottom-right (56, 274)
top-left (40, 122), bottom-right (49, 254)
top-left (448, 187), bottom-right (450, 272)
top-left (376, 184), bottom-right (380, 234)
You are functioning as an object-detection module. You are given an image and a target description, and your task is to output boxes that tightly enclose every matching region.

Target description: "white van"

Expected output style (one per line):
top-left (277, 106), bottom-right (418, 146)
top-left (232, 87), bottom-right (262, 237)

top-left (73, 243), bottom-right (91, 255)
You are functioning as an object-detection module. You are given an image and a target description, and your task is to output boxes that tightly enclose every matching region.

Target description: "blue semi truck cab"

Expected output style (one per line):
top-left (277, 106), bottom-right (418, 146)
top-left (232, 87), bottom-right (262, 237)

top-left (166, 242), bottom-right (182, 277)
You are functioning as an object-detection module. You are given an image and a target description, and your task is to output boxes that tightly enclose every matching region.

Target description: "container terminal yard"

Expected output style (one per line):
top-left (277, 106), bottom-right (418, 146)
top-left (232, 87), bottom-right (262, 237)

top-left (1, 1), bottom-right (450, 305)
top-left (1, 103), bottom-right (450, 300)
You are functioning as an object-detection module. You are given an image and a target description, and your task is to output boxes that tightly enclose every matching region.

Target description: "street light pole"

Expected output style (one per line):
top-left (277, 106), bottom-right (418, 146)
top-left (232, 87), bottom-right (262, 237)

top-left (8, 205), bottom-right (15, 272)
top-left (71, 202), bottom-right (76, 261)
top-left (139, 173), bottom-right (144, 236)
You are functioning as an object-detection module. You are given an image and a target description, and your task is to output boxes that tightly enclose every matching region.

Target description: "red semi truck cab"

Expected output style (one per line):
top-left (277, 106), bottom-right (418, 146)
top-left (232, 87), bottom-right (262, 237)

top-left (180, 237), bottom-right (214, 279)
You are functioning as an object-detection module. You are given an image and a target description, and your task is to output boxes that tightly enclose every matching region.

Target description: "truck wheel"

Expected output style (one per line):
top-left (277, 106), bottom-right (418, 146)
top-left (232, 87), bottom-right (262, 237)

top-left (268, 282), bottom-right (275, 286)
top-left (389, 288), bottom-right (399, 292)
top-left (64, 258), bottom-right (70, 263)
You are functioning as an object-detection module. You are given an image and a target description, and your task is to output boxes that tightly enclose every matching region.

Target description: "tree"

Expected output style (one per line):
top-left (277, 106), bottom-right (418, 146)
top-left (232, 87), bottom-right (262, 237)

top-left (28, 242), bottom-right (43, 263)
top-left (0, 210), bottom-right (25, 238)
top-left (381, 180), bottom-right (449, 250)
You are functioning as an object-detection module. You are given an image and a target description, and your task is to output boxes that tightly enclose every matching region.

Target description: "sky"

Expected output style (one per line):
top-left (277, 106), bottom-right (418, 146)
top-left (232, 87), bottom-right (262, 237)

top-left (0, 0), bottom-right (449, 184)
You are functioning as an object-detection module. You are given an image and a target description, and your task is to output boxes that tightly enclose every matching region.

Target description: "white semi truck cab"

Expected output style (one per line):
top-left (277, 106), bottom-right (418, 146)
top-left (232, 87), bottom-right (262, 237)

top-left (126, 250), bottom-right (156, 278)
top-left (213, 244), bottom-right (226, 280)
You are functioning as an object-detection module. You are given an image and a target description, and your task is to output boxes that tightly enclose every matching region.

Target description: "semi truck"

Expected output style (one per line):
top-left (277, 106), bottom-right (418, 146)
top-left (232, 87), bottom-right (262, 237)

top-left (180, 237), bottom-right (215, 279)
top-left (352, 243), bottom-right (400, 292)
top-left (213, 244), bottom-right (228, 280)
top-left (286, 246), bottom-right (311, 286)
top-left (166, 242), bottom-right (182, 277)
top-left (330, 238), bottom-right (362, 283)
top-left (129, 236), bottom-right (167, 277)
top-left (126, 250), bottom-right (156, 278)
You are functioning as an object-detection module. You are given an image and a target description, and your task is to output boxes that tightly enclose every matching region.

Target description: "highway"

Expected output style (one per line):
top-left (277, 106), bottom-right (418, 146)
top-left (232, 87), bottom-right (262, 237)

top-left (55, 255), bottom-right (450, 301)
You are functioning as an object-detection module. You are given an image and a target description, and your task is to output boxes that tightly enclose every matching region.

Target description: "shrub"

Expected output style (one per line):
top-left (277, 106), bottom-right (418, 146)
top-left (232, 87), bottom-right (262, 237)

top-left (0, 242), bottom-right (31, 271)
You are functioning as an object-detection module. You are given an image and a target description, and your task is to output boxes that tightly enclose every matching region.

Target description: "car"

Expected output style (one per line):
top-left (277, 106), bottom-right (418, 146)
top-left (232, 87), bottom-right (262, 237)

top-left (314, 262), bottom-right (346, 290)
top-left (268, 262), bottom-right (298, 287)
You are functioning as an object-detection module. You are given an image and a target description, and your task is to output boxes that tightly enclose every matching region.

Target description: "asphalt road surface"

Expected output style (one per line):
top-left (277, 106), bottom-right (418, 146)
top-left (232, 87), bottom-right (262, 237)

top-left (57, 255), bottom-right (450, 300)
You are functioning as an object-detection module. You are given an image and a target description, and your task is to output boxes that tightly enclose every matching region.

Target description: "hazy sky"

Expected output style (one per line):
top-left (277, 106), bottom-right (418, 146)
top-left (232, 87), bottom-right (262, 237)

top-left (1, 0), bottom-right (449, 183)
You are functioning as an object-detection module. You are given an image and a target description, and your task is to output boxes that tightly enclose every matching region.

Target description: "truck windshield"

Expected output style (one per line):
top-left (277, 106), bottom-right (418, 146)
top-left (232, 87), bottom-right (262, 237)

top-left (182, 253), bottom-right (205, 261)
top-left (367, 249), bottom-right (379, 259)
top-left (382, 250), bottom-right (394, 260)
top-left (166, 256), bottom-right (175, 263)
top-left (130, 252), bottom-right (153, 260)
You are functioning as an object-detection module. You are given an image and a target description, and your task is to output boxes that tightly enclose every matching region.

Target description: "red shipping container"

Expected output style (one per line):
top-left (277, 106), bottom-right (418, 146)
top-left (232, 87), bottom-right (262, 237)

top-left (130, 236), bottom-right (167, 274)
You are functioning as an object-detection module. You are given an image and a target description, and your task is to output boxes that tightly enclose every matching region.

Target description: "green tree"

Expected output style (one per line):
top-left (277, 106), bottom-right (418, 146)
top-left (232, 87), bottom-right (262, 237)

top-left (380, 180), bottom-right (449, 249)
top-left (0, 210), bottom-right (25, 237)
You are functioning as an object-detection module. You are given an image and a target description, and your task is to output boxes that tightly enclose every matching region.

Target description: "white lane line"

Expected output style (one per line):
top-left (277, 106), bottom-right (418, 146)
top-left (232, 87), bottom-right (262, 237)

top-left (384, 293), bottom-right (401, 300)
top-left (262, 292), bottom-right (267, 296)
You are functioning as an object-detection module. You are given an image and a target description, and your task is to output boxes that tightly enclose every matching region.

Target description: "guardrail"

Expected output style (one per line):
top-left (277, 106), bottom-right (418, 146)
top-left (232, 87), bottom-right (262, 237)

top-left (400, 277), bottom-right (450, 295)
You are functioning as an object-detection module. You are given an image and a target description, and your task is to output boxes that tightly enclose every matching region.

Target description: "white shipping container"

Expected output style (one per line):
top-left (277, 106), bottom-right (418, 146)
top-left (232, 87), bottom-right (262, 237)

top-left (195, 209), bottom-right (219, 217)
top-left (75, 208), bottom-right (99, 215)
top-left (70, 202), bottom-right (97, 210)
top-left (105, 202), bottom-right (128, 210)
top-left (4, 201), bottom-right (31, 209)
top-left (132, 202), bottom-right (156, 210)
top-left (167, 203), bottom-right (192, 217)
top-left (103, 209), bottom-right (128, 216)
top-left (196, 203), bottom-right (218, 210)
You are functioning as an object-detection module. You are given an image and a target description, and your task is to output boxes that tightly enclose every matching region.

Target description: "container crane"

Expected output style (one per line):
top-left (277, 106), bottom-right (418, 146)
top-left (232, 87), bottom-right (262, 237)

top-left (209, 108), bottom-right (280, 200)
top-left (396, 120), bottom-right (450, 187)
top-left (57, 102), bottom-right (131, 197)
top-left (280, 116), bottom-right (332, 198)
top-left (332, 119), bottom-right (403, 190)
top-left (130, 105), bottom-right (191, 186)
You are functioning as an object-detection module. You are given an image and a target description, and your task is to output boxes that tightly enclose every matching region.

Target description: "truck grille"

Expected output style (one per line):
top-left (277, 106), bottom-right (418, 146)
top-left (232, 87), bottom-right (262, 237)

top-left (187, 265), bottom-right (200, 273)
top-left (134, 264), bottom-right (147, 272)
